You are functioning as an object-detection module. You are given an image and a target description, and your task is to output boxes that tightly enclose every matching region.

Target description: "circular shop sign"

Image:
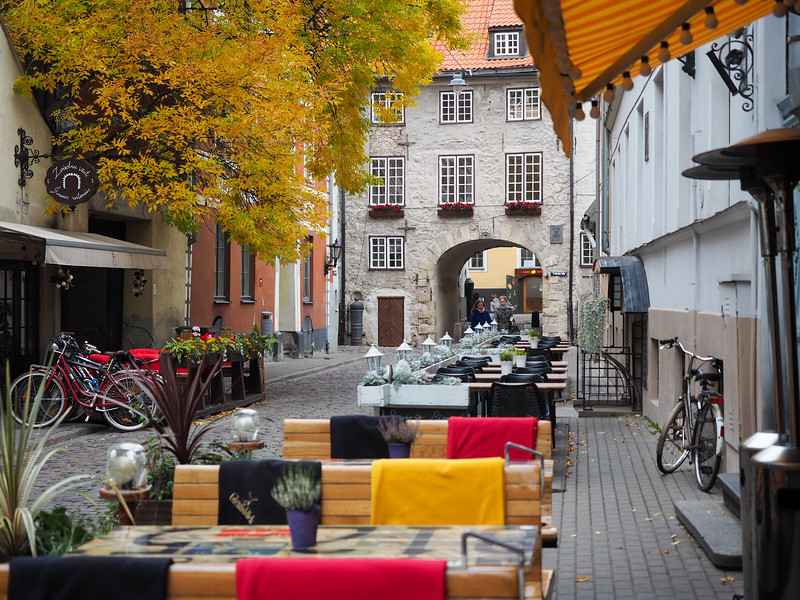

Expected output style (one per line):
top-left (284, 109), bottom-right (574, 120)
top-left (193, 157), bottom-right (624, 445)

top-left (45, 159), bottom-right (99, 206)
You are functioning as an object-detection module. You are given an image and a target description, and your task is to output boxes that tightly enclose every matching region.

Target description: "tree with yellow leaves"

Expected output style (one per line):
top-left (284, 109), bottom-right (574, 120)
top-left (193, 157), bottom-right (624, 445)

top-left (2, 0), bottom-right (467, 261)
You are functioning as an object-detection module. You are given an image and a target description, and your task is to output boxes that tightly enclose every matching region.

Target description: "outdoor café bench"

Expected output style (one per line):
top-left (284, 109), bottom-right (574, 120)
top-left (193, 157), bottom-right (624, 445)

top-left (0, 549), bottom-right (554, 600)
top-left (281, 418), bottom-right (557, 546)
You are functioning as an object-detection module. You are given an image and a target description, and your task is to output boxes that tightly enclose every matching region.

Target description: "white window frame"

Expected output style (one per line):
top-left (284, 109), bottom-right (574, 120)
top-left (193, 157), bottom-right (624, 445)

top-left (518, 248), bottom-right (539, 268)
top-left (469, 251), bottom-right (487, 271)
top-left (369, 157), bottom-right (405, 206)
top-left (494, 31), bottom-right (519, 56)
top-left (581, 232), bottom-right (596, 266)
top-left (506, 153), bottom-right (542, 205)
top-left (440, 90), bottom-right (473, 123)
top-left (507, 87), bottom-right (541, 121)
top-left (369, 236), bottom-right (404, 270)
top-left (439, 155), bottom-right (474, 205)
top-left (371, 91), bottom-right (405, 124)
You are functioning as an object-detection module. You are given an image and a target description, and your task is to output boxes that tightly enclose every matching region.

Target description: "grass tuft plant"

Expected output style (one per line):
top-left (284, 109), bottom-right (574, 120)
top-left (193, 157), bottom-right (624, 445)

top-left (271, 464), bottom-right (321, 511)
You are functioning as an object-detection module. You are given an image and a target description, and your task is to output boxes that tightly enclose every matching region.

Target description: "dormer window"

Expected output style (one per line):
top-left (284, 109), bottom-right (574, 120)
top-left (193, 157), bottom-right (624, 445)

top-left (488, 28), bottom-right (524, 59)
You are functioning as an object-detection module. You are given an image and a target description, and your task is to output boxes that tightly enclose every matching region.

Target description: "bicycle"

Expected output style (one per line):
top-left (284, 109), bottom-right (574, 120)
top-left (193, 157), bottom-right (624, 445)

top-left (655, 337), bottom-right (725, 492)
top-left (10, 332), bottom-right (157, 431)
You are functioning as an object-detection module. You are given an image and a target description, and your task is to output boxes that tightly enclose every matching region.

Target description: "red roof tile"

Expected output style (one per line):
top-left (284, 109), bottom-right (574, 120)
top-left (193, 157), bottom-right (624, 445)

top-left (435, 0), bottom-right (532, 72)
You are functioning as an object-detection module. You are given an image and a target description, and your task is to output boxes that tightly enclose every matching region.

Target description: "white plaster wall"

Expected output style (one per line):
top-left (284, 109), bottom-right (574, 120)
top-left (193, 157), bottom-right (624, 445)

top-left (344, 72), bottom-right (598, 346)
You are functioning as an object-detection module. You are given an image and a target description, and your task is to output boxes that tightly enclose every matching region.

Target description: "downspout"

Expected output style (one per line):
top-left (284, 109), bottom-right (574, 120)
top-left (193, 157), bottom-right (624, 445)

top-left (568, 117), bottom-right (575, 342)
top-left (337, 187), bottom-right (347, 346)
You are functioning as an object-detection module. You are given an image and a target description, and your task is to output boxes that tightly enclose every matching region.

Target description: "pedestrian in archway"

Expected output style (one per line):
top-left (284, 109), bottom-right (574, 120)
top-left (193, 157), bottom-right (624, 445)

top-left (470, 299), bottom-right (492, 328)
top-left (494, 295), bottom-right (516, 332)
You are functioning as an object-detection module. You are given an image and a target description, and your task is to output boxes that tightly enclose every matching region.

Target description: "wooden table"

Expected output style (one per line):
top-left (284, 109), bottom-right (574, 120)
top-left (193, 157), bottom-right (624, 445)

top-left (0, 525), bottom-right (553, 600)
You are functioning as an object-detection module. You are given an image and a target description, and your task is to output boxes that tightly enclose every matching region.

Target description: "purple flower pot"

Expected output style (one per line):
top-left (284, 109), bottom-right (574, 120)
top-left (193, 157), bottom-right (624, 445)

top-left (388, 442), bottom-right (411, 458)
top-left (286, 505), bottom-right (321, 549)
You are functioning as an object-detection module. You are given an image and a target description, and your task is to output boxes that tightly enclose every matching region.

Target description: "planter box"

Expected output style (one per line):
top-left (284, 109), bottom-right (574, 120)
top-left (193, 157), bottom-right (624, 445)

top-left (369, 208), bottom-right (405, 218)
top-left (357, 384), bottom-right (390, 407)
top-left (387, 384), bottom-right (469, 408)
top-left (505, 206), bottom-right (542, 216)
top-left (437, 208), bottom-right (473, 217)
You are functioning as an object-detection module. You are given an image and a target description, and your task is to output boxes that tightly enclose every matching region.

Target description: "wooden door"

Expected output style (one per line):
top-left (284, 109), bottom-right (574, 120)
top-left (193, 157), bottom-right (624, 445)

top-left (377, 297), bottom-right (404, 347)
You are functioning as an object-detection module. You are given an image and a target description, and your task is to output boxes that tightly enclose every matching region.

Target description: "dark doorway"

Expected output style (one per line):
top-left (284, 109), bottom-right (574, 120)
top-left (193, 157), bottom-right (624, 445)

top-left (60, 218), bottom-right (125, 351)
top-left (377, 297), bottom-right (404, 347)
top-left (0, 261), bottom-right (39, 378)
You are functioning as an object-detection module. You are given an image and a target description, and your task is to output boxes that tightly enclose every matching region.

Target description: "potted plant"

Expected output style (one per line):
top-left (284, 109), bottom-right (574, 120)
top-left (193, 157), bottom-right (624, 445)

top-left (1, 368), bottom-right (90, 559)
top-left (499, 348), bottom-right (516, 375)
top-left (357, 368), bottom-right (390, 407)
top-left (528, 329), bottom-right (540, 348)
top-left (271, 463), bottom-right (322, 549)
top-left (377, 416), bottom-right (420, 458)
top-left (513, 348), bottom-right (528, 368)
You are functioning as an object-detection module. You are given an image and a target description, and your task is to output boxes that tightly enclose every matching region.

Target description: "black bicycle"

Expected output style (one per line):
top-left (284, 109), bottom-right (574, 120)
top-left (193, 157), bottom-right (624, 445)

top-left (655, 338), bottom-right (724, 492)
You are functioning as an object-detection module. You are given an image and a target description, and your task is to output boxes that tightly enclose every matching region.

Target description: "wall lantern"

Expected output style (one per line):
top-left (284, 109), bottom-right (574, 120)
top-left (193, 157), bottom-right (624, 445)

top-left (396, 340), bottom-right (413, 363)
top-left (324, 239), bottom-right (342, 275)
top-left (364, 343), bottom-right (385, 373)
top-left (449, 72), bottom-right (467, 95)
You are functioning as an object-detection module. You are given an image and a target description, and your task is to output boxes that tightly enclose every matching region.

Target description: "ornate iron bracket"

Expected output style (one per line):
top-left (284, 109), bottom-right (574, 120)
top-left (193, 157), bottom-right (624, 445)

top-left (706, 30), bottom-right (754, 112)
top-left (13, 127), bottom-right (51, 187)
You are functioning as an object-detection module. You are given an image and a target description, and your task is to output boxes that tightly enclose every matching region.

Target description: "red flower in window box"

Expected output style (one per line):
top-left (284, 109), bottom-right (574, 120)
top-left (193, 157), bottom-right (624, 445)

top-left (369, 205), bottom-right (405, 217)
top-left (437, 202), bottom-right (474, 216)
top-left (505, 201), bottom-right (542, 215)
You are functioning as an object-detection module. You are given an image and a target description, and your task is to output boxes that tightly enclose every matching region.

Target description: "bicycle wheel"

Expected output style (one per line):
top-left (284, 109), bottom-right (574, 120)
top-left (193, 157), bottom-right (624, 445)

top-left (101, 371), bottom-right (155, 431)
top-left (693, 402), bottom-right (722, 492)
top-left (656, 402), bottom-right (691, 473)
top-left (10, 372), bottom-right (68, 428)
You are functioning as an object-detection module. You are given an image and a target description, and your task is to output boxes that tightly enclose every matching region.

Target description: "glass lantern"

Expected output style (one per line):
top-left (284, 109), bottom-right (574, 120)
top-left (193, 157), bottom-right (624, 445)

top-left (106, 442), bottom-right (147, 490)
top-left (364, 343), bottom-right (385, 373)
top-left (475, 323), bottom-right (485, 334)
top-left (440, 332), bottom-right (453, 349)
top-left (231, 408), bottom-right (260, 442)
top-left (490, 319), bottom-right (498, 333)
top-left (421, 336), bottom-right (436, 354)
top-left (464, 326), bottom-right (475, 336)
top-left (396, 340), bottom-right (413, 363)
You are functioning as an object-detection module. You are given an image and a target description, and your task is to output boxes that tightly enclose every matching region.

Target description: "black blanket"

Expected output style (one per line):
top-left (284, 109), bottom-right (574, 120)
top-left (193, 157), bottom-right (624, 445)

top-left (218, 459), bottom-right (322, 525)
top-left (330, 415), bottom-right (390, 459)
top-left (9, 556), bottom-right (172, 600)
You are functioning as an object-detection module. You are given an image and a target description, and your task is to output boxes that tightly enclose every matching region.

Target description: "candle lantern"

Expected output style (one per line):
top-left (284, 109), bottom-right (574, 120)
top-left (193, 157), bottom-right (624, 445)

top-left (231, 408), bottom-right (260, 442)
top-left (440, 332), bottom-right (453, 349)
top-left (490, 319), bottom-right (498, 333)
top-left (364, 343), bottom-right (385, 373)
top-left (106, 442), bottom-right (147, 489)
top-left (396, 340), bottom-right (413, 363)
top-left (421, 336), bottom-right (436, 354)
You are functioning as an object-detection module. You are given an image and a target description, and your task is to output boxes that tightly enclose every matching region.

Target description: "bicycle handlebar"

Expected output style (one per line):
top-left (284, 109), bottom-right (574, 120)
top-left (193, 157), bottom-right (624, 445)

top-left (658, 337), bottom-right (718, 362)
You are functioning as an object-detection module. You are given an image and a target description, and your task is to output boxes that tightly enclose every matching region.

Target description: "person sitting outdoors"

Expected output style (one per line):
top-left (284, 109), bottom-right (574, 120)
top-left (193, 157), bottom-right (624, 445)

top-left (494, 295), bottom-right (516, 331)
top-left (470, 299), bottom-right (492, 328)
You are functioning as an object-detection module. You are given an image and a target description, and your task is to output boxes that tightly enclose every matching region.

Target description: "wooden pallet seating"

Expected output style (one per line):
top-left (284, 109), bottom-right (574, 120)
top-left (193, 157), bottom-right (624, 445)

top-left (281, 418), bottom-right (557, 546)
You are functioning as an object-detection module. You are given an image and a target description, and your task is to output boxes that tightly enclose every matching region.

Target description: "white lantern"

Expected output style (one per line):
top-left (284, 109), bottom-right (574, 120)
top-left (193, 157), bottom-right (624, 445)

top-left (464, 326), bottom-right (475, 336)
top-left (475, 323), bottom-right (485, 333)
top-left (396, 340), bottom-right (413, 363)
top-left (440, 332), bottom-right (453, 349)
top-left (364, 343), bottom-right (385, 373)
top-left (490, 319), bottom-right (498, 333)
top-left (421, 336), bottom-right (436, 354)
top-left (231, 408), bottom-right (260, 442)
top-left (106, 442), bottom-right (147, 489)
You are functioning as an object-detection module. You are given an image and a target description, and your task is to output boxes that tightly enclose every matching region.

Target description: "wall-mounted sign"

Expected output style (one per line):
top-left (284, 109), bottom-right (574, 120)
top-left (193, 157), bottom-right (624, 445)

top-left (550, 270), bottom-right (568, 277)
top-left (45, 159), bottom-right (98, 206)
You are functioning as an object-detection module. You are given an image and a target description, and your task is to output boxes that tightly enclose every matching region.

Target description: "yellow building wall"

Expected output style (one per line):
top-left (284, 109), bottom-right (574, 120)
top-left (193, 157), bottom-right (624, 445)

top-left (468, 247), bottom-right (519, 288)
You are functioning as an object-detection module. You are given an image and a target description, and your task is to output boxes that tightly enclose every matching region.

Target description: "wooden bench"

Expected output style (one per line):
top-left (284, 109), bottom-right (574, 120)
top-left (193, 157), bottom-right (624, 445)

top-left (0, 562), bottom-right (554, 600)
top-left (281, 418), bottom-right (557, 546)
top-left (172, 461), bottom-right (550, 598)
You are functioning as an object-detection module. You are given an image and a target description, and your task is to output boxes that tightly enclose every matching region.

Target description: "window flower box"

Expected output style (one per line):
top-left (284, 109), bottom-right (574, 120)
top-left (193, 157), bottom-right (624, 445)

top-left (369, 205), bottom-right (405, 218)
top-left (437, 202), bottom-right (474, 217)
top-left (505, 202), bottom-right (542, 216)
top-left (357, 383), bottom-right (391, 407)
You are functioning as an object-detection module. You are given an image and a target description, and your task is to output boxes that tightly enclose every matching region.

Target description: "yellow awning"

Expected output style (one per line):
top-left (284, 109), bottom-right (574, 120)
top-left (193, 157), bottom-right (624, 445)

top-left (514, 0), bottom-right (775, 156)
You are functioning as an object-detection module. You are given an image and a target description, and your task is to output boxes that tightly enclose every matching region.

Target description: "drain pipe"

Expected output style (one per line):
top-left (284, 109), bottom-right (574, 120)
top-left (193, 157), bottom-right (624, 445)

top-left (568, 117), bottom-right (575, 342)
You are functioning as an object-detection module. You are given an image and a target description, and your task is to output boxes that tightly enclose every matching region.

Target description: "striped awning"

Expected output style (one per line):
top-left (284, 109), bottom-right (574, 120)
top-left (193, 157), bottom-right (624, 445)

top-left (513, 0), bottom-right (776, 156)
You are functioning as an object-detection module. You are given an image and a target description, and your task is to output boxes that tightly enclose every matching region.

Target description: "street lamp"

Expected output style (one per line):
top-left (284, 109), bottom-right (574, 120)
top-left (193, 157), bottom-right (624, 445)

top-left (396, 340), bottom-right (413, 363)
top-left (324, 239), bottom-right (342, 276)
top-left (364, 343), bottom-right (385, 373)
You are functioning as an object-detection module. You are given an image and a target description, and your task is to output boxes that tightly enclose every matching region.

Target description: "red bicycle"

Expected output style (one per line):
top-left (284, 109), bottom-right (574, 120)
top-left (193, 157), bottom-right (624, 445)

top-left (10, 332), bottom-right (158, 431)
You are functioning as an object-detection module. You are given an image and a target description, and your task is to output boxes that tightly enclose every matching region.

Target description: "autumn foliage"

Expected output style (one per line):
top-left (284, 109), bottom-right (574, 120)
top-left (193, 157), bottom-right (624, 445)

top-left (2, 0), bottom-right (467, 261)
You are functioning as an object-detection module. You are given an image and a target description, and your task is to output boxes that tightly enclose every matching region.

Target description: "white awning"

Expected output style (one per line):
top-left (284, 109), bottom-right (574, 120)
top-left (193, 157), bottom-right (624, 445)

top-left (0, 221), bottom-right (169, 270)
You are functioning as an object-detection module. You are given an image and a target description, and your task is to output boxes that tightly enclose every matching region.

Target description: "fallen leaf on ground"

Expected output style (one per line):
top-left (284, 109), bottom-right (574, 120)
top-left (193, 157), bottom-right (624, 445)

top-left (575, 575), bottom-right (591, 582)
